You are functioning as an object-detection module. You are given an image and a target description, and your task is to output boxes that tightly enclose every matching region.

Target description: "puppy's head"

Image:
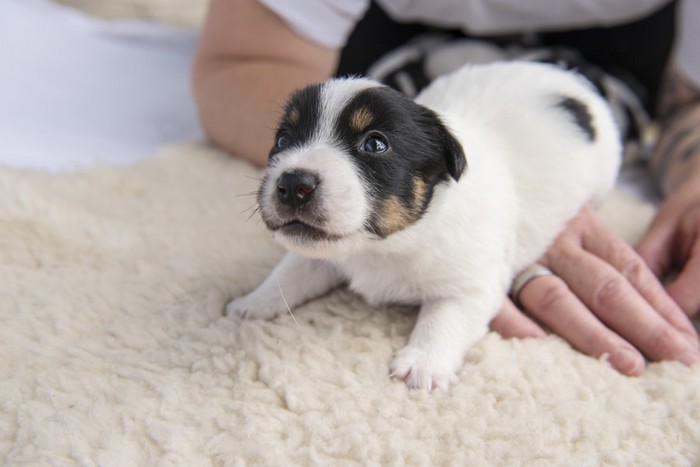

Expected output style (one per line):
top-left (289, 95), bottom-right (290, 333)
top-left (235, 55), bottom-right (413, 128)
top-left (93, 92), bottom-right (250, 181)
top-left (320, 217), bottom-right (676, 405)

top-left (257, 77), bottom-right (466, 258)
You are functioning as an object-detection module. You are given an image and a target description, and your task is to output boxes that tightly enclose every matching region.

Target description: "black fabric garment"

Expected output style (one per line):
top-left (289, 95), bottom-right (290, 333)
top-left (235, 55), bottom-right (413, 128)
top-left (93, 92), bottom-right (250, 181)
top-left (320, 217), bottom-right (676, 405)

top-left (337, 1), bottom-right (677, 115)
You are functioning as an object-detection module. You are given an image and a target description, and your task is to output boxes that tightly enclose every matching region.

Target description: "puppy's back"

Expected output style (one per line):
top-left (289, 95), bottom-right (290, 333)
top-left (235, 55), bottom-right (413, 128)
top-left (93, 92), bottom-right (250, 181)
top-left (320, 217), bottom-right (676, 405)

top-left (416, 61), bottom-right (621, 271)
top-left (418, 61), bottom-right (620, 191)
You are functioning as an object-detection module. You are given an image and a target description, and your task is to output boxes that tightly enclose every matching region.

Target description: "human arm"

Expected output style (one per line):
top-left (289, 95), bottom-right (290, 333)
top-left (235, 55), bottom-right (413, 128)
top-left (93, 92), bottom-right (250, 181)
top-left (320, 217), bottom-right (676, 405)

top-left (637, 67), bottom-right (700, 316)
top-left (191, 0), bottom-right (339, 166)
top-left (491, 66), bottom-right (700, 374)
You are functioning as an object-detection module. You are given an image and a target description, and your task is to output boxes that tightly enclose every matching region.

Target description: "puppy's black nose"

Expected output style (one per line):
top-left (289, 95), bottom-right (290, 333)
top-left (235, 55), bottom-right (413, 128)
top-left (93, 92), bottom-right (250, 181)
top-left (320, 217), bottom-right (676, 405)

top-left (276, 171), bottom-right (319, 207)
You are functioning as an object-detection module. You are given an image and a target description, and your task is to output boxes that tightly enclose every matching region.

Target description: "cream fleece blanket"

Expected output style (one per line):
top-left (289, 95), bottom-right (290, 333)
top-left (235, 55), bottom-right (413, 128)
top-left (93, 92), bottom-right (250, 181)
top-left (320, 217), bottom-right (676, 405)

top-left (1, 143), bottom-right (699, 465)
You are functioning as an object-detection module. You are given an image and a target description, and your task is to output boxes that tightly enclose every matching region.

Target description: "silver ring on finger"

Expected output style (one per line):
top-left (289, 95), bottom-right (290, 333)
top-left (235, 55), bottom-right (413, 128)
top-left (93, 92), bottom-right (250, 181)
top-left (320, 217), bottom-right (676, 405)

top-left (510, 264), bottom-right (556, 307)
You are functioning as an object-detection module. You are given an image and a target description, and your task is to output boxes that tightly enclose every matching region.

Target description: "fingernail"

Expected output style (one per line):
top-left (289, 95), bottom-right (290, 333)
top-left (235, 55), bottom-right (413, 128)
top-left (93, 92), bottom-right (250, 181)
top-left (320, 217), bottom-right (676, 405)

top-left (679, 350), bottom-right (700, 367)
top-left (612, 348), bottom-right (645, 376)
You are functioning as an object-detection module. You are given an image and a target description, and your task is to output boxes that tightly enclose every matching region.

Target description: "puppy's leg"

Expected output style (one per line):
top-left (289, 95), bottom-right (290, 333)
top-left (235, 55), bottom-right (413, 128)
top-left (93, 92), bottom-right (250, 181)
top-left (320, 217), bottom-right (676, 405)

top-left (226, 253), bottom-right (343, 320)
top-left (390, 297), bottom-right (494, 391)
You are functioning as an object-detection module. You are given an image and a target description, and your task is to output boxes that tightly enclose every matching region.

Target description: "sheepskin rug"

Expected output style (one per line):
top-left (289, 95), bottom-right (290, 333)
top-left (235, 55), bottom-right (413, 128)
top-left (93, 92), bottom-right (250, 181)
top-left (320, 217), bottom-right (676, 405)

top-left (1, 143), bottom-right (699, 466)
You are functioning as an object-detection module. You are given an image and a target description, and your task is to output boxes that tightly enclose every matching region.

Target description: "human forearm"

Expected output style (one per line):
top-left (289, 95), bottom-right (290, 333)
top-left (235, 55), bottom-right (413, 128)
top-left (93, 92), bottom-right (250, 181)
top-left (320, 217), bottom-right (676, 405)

top-left (650, 67), bottom-right (700, 195)
top-left (192, 0), bottom-right (338, 166)
top-left (193, 61), bottom-right (332, 166)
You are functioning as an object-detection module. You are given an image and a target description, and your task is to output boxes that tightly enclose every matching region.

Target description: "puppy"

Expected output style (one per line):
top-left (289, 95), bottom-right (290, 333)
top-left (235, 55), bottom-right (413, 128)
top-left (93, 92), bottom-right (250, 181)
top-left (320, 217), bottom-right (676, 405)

top-left (227, 61), bottom-right (621, 391)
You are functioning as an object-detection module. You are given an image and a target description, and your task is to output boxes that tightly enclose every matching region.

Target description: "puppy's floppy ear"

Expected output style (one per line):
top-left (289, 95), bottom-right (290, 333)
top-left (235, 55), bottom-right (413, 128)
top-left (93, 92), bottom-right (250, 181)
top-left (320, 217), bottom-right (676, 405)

top-left (436, 119), bottom-right (467, 181)
top-left (413, 101), bottom-right (467, 181)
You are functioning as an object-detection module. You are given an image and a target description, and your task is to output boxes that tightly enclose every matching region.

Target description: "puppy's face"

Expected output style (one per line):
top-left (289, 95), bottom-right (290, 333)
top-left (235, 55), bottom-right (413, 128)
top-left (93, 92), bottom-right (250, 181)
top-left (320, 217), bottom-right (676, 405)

top-left (257, 78), bottom-right (466, 258)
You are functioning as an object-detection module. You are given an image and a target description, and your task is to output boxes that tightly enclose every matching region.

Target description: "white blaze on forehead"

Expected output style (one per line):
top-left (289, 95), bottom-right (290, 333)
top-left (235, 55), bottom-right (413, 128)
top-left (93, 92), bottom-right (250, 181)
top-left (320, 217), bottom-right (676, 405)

top-left (315, 78), bottom-right (383, 144)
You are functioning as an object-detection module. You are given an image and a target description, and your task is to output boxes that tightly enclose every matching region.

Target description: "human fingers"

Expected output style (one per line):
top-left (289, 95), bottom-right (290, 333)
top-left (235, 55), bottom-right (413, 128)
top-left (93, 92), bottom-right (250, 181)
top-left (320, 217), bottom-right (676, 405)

top-left (548, 236), bottom-right (700, 366)
top-left (666, 232), bottom-right (700, 316)
top-left (636, 183), bottom-right (700, 277)
top-left (577, 207), bottom-right (699, 346)
top-left (490, 298), bottom-right (546, 339)
top-left (635, 211), bottom-right (677, 279)
top-left (517, 271), bottom-right (646, 375)
top-left (637, 182), bottom-right (700, 316)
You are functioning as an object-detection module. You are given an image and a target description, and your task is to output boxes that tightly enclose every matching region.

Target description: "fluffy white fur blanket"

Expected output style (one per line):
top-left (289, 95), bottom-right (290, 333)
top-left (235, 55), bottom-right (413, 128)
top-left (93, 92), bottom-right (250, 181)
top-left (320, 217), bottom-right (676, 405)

top-left (1, 143), bottom-right (699, 465)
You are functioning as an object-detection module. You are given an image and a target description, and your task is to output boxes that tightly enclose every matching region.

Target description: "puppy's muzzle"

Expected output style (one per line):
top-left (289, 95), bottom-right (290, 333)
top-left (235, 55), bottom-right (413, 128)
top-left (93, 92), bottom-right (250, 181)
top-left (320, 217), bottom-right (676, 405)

top-left (276, 170), bottom-right (319, 208)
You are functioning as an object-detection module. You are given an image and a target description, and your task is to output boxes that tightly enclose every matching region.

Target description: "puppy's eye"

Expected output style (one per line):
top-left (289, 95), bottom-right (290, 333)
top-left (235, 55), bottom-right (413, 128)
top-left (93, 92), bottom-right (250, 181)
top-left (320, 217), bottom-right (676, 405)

top-left (276, 132), bottom-right (292, 149)
top-left (361, 134), bottom-right (389, 153)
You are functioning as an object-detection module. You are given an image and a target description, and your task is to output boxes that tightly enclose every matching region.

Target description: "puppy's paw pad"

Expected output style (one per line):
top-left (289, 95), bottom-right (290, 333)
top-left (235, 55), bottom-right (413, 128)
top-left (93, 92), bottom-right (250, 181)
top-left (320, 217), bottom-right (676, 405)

top-left (224, 296), bottom-right (282, 321)
top-left (390, 346), bottom-right (458, 392)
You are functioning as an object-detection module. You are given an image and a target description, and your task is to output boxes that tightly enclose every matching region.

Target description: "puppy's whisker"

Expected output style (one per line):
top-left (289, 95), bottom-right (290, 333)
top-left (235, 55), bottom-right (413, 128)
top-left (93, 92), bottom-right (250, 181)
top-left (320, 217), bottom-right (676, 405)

top-left (244, 175), bottom-right (264, 182)
top-left (240, 203), bottom-right (258, 214)
top-left (240, 204), bottom-right (261, 222)
top-left (275, 271), bottom-right (300, 330)
top-left (246, 207), bottom-right (261, 222)
top-left (235, 191), bottom-right (258, 198)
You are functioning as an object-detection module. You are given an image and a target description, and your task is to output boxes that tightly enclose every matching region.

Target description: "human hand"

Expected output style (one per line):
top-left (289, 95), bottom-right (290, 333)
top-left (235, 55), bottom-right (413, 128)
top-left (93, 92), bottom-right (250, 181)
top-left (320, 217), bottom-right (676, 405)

top-left (490, 206), bottom-right (700, 375)
top-left (637, 174), bottom-right (700, 317)
top-left (638, 69), bottom-right (700, 317)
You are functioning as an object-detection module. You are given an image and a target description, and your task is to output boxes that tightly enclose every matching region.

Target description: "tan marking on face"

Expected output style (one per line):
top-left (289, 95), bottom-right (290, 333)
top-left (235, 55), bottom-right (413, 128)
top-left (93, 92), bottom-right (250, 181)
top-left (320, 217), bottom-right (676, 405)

top-left (378, 195), bottom-right (412, 235)
top-left (288, 107), bottom-right (300, 126)
top-left (377, 179), bottom-right (429, 236)
top-left (350, 107), bottom-right (374, 133)
top-left (411, 177), bottom-right (427, 211)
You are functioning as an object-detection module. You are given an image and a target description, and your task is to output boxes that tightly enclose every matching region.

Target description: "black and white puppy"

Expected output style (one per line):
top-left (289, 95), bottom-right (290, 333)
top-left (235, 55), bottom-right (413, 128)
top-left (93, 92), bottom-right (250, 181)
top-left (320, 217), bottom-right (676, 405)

top-left (227, 61), bottom-right (621, 391)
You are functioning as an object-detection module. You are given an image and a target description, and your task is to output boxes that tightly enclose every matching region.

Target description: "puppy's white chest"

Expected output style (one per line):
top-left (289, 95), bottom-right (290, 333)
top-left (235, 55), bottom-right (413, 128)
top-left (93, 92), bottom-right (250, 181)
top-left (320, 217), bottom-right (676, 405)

top-left (338, 253), bottom-right (440, 306)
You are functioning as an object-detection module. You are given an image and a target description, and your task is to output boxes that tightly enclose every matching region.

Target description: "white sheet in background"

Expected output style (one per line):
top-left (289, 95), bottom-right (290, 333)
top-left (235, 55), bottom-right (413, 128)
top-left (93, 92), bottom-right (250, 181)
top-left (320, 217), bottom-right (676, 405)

top-left (0, 0), bottom-right (203, 171)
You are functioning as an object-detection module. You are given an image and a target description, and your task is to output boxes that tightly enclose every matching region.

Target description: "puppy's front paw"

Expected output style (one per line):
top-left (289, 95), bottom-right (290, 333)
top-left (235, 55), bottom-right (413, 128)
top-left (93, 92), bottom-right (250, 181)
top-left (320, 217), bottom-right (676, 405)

top-left (390, 345), bottom-right (458, 391)
top-left (225, 294), bottom-right (284, 321)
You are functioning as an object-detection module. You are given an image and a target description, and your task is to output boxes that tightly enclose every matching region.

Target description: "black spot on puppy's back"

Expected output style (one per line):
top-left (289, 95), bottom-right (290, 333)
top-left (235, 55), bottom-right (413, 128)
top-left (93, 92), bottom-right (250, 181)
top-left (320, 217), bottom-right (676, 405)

top-left (557, 96), bottom-right (596, 141)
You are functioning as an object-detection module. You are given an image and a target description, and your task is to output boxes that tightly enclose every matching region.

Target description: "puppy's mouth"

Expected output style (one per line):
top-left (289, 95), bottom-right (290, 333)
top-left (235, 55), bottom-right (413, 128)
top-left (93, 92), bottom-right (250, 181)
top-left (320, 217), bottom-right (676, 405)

top-left (275, 220), bottom-right (343, 243)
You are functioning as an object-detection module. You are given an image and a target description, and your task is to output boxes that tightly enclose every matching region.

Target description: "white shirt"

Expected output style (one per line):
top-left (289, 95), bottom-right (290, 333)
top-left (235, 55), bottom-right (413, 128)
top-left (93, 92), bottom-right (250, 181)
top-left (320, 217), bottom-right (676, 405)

top-left (259, 0), bottom-right (700, 87)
